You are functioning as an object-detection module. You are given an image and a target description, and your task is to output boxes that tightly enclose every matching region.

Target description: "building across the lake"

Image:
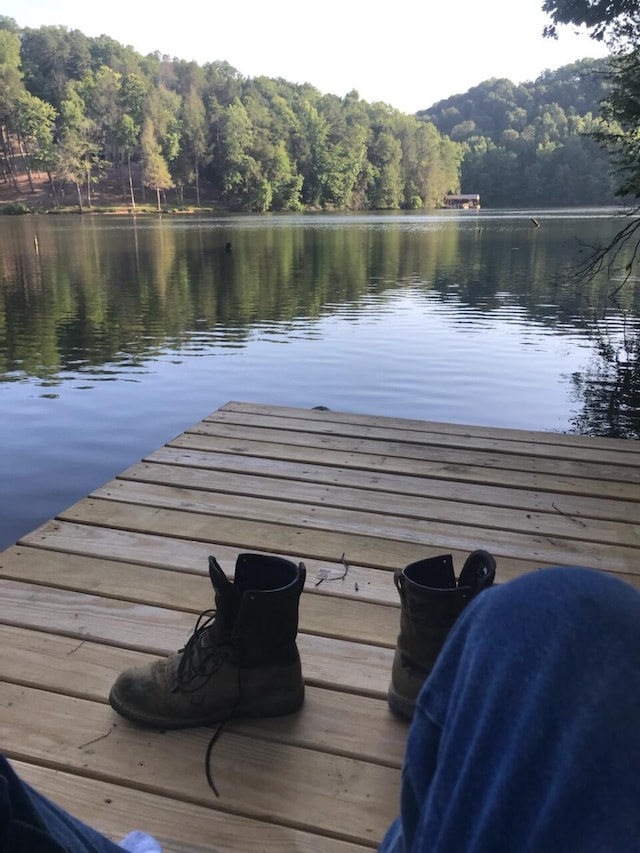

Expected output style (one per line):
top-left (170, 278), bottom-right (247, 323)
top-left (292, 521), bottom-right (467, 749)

top-left (443, 193), bottom-right (481, 210)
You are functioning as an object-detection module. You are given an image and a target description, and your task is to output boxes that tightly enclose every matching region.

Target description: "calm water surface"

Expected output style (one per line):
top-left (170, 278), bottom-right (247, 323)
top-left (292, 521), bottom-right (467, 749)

top-left (1, 209), bottom-right (639, 550)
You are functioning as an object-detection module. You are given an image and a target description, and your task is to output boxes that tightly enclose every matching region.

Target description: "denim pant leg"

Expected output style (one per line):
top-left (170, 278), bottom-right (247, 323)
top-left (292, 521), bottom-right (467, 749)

top-left (379, 566), bottom-right (640, 852)
top-left (0, 754), bottom-right (124, 853)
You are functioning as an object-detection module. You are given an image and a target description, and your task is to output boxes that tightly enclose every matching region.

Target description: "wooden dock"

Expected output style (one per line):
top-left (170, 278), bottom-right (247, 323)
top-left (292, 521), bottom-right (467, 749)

top-left (1, 401), bottom-right (639, 851)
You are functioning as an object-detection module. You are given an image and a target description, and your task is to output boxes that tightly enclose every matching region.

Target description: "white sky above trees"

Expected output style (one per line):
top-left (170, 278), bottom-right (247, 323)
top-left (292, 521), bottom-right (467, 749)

top-left (4, 0), bottom-right (608, 113)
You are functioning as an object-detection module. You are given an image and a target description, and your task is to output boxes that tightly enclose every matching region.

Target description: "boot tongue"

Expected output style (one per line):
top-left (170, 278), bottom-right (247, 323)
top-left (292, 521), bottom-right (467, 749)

top-left (458, 550), bottom-right (496, 591)
top-left (208, 556), bottom-right (241, 636)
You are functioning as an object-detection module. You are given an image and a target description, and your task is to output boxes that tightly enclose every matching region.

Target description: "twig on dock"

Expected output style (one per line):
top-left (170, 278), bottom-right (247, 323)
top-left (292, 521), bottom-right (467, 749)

top-left (314, 553), bottom-right (350, 587)
top-left (66, 640), bottom-right (86, 655)
top-left (552, 502), bottom-right (587, 528)
top-left (78, 725), bottom-right (115, 749)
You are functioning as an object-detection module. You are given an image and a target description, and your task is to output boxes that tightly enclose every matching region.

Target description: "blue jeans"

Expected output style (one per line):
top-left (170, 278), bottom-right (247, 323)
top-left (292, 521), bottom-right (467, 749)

top-left (379, 566), bottom-right (640, 851)
top-left (0, 754), bottom-right (124, 852)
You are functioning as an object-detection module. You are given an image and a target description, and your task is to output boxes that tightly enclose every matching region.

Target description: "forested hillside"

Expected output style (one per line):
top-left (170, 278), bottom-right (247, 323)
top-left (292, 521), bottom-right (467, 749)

top-left (0, 18), bottom-right (620, 212)
top-left (0, 18), bottom-right (461, 212)
top-left (420, 58), bottom-right (620, 207)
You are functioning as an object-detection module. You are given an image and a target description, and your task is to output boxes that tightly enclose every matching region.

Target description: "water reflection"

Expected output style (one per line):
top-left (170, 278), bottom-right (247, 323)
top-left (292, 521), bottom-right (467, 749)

top-left (0, 210), bottom-right (639, 548)
top-left (2, 213), bottom-right (639, 404)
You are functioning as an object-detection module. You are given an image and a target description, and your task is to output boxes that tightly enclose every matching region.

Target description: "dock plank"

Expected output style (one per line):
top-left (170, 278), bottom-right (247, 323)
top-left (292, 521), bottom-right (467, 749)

top-left (3, 400), bottom-right (639, 849)
top-left (0, 683), bottom-right (399, 846)
top-left (219, 401), bottom-right (640, 453)
top-left (183, 422), bottom-right (640, 482)
top-left (124, 455), bottom-right (640, 523)
top-left (92, 476), bottom-right (640, 548)
top-left (163, 433), bottom-right (640, 500)
top-left (21, 519), bottom-right (612, 596)
top-left (206, 408), bottom-right (640, 465)
top-left (56, 497), bottom-right (640, 575)
top-left (16, 761), bottom-right (370, 853)
top-left (0, 546), bottom-right (399, 646)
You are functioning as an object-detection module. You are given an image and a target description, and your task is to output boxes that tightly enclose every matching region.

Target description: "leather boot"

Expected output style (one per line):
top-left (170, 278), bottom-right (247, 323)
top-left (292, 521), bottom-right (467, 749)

top-left (109, 553), bottom-right (306, 729)
top-left (388, 550), bottom-right (496, 721)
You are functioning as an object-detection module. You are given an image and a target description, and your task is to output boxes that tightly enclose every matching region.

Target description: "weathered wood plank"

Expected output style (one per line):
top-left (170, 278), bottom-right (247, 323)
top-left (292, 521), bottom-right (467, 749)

top-left (92, 476), bottom-right (640, 549)
top-left (18, 520), bottom-right (591, 598)
top-left (1, 683), bottom-right (400, 846)
top-left (0, 546), bottom-right (399, 647)
top-left (125, 455), bottom-right (640, 523)
top-left (20, 513), bottom-right (640, 593)
top-left (16, 760), bottom-right (371, 853)
top-left (11, 528), bottom-right (403, 604)
top-left (206, 408), bottom-right (640, 464)
top-left (0, 577), bottom-right (191, 654)
top-left (164, 434), bottom-right (640, 499)
top-left (55, 498), bottom-right (640, 574)
top-left (0, 623), bottom-right (151, 700)
top-left (184, 422), bottom-right (640, 482)
top-left (219, 401), bottom-right (640, 454)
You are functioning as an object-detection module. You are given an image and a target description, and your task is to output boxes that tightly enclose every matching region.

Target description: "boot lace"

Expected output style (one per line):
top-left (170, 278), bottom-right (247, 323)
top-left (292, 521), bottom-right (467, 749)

top-left (205, 717), bottom-right (231, 797)
top-left (203, 676), bottom-right (242, 799)
top-left (174, 606), bottom-right (240, 798)
top-left (175, 609), bottom-right (229, 692)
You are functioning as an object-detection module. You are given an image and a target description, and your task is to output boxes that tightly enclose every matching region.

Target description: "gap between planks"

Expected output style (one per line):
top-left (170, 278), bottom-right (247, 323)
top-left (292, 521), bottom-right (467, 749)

top-left (217, 401), bottom-right (640, 455)
top-left (208, 404), bottom-right (640, 464)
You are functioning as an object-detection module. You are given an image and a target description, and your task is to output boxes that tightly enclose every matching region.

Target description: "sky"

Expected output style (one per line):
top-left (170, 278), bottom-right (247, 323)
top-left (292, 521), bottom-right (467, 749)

top-left (3, 0), bottom-right (609, 113)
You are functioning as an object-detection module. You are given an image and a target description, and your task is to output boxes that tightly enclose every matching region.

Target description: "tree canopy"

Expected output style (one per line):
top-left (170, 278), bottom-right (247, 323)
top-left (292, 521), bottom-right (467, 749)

top-left (541, 0), bottom-right (640, 267)
top-left (541, 0), bottom-right (640, 439)
top-left (542, 0), bottom-right (639, 44)
top-left (0, 19), bottom-right (462, 212)
top-left (0, 17), bottom-right (623, 213)
top-left (419, 58), bottom-right (620, 208)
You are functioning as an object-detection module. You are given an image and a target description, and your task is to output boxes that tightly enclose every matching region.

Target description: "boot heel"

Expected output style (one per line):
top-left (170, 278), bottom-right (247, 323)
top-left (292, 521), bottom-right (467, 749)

top-left (387, 682), bottom-right (416, 721)
top-left (244, 684), bottom-right (305, 718)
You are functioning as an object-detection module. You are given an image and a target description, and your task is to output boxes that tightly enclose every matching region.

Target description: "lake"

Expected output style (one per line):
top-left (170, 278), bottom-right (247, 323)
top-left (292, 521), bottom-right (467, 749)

top-left (1, 208), bottom-right (639, 551)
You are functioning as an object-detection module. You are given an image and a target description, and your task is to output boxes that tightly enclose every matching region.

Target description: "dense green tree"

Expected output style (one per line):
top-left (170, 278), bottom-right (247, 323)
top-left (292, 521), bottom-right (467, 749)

top-left (89, 34), bottom-right (141, 76)
top-left (0, 16), bottom-right (19, 33)
top-left (56, 83), bottom-right (100, 210)
top-left (400, 118), bottom-right (462, 208)
top-left (145, 84), bottom-right (182, 166)
top-left (295, 98), bottom-right (329, 207)
top-left (368, 126), bottom-right (403, 208)
top-left (422, 58), bottom-right (619, 207)
top-left (0, 28), bottom-right (25, 189)
top-left (268, 141), bottom-right (304, 210)
top-left (77, 65), bottom-right (122, 162)
top-left (20, 25), bottom-right (92, 111)
top-left (140, 117), bottom-right (174, 210)
top-left (115, 73), bottom-right (148, 207)
top-left (119, 73), bottom-right (148, 128)
top-left (173, 87), bottom-right (207, 204)
top-left (0, 28), bottom-right (57, 194)
top-left (171, 63), bottom-right (208, 204)
top-left (215, 99), bottom-right (256, 209)
top-left (14, 91), bottom-right (56, 189)
top-left (312, 92), bottom-right (368, 208)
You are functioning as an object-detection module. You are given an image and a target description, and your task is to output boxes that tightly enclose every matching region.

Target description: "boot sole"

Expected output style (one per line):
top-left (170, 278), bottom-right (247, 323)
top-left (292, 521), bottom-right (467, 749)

top-left (108, 684), bottom-right (305, 730)
top-left (387, 682), bottom-right (416, 722)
